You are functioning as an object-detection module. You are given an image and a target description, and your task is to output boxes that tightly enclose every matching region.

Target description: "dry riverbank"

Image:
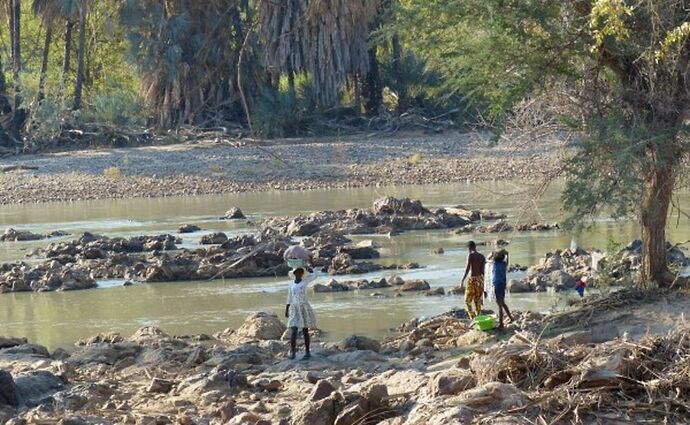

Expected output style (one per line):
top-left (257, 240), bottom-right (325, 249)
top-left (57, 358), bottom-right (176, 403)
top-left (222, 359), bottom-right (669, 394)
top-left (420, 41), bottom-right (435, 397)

top-left (0, 131), bottom-right (568, 205)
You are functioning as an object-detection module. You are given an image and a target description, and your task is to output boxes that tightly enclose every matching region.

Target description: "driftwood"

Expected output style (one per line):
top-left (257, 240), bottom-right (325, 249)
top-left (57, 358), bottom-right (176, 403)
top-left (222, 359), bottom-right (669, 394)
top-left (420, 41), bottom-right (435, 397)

top-left (0, 165), bottom-right (38, 172)
top-left (209, 242), bottom-right (269, 280)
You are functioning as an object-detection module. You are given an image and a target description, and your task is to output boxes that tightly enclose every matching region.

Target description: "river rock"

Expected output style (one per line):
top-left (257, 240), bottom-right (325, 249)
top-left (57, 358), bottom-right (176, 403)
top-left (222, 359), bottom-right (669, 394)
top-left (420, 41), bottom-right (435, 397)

top-left (178, 368), bottom-right (248, 397)
top-left (0, 228), bottom-right (45, 242)
top-left (373, 197), bottom-right (428, 215)
top-left (429, 369), bottom-right (476, 396)
top-left (0, 337), bottom-right (27, 349)
top-left (60, 270), bottom-right (96, 291)
top-left (548, 270), bottom-right (576, 289)
top-left (235, 312), bottom-right (286, 341)
top-left (338, 246), bottom-right (379, 260)
top-left (13, 370), bottom-right (64, 405)
top-left (451, 382), bottom-right (527, 411)
top-left (147, 378), bottom-right (174, 393)
top-left (224, 207), bottom-right (246, 220)
top-left (201, 232), bottom-right (228, 245)
top-left (313, 279), bottom-right (350, 293)
top-left (290, 397), bottom-right (336, 425)
top-left (426, 287), bottom-right (445, 296)
top-left (507, 279), bottom-right (530, 293)
top-left (337, 335), bottom-right (381, 353)
top-left (389, 275), bottom-right (404, 285)
top-left (0, 370), bottom-right (18, 406)
top-left (401, 280), bottom-right (431, 292)
top-left (309, 379), bottom-right (336, 402)
top-left (178, 224), bottom-right (201, 233)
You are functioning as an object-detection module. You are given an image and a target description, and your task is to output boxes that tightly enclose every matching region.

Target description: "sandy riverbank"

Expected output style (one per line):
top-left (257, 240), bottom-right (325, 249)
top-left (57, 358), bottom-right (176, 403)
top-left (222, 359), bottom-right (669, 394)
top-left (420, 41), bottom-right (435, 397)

top-left (0, 131), bottom-right (568, 205)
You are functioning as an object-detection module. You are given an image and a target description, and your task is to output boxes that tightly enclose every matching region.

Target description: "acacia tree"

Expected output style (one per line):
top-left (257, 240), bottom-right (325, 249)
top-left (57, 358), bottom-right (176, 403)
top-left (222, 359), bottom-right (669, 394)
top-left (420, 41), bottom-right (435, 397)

top-left (396, 0), bottom-right (690, 286)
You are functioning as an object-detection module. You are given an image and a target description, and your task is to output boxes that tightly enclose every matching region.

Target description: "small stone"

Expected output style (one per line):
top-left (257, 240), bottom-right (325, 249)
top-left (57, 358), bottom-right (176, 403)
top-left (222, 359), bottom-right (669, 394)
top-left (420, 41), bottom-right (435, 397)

top-left (147, 377), bottom-right (174, 394)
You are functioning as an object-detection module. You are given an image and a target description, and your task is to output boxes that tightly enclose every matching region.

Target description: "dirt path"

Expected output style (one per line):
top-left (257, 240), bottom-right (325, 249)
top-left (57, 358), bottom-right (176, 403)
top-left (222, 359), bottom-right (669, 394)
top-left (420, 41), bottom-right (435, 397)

top-left (0, 131), bottom-right (568, 204)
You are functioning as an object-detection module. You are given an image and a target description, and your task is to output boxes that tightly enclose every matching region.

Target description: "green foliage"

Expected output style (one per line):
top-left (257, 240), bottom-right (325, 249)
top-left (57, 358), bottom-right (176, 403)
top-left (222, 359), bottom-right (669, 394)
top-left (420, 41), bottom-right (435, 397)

top-left (595, 237), bottom-right (633, 295)
top-left (82, 83), bottom-right (143, 126)
top-left (252, 84), bottom-right (314, 139)
top-left (561, 111), bottom-right (649, 229)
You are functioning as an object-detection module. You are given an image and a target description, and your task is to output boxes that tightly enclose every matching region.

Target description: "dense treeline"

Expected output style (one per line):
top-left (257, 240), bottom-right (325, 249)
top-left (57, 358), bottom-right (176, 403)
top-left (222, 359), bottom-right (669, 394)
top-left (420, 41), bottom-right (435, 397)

top-left (0, 0), bottom-right (688, 288)
top-left (0, 0), bottom-right (463, 150)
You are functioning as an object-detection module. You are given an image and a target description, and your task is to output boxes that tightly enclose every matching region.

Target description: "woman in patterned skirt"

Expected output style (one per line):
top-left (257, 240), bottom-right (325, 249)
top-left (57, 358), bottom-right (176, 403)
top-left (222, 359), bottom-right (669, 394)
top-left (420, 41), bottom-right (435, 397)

top-left (284, 266), bottom-right (318, 360)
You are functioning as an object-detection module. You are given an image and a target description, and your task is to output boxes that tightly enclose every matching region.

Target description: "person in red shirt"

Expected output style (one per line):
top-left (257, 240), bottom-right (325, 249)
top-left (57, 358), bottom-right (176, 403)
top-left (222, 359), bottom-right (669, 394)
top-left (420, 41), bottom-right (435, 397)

top-left (575, 276), bottom-right (587, 298)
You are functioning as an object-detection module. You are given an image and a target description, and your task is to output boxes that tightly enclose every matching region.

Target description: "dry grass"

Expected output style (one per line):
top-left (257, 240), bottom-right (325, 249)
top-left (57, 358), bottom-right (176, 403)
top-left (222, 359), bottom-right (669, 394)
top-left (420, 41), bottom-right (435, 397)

top-left (103, 166), bottom-right (122, 180)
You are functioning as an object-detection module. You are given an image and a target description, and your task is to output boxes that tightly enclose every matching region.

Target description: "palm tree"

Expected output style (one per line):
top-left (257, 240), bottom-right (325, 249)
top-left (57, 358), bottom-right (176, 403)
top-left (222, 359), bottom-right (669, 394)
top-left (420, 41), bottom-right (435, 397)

top-left (259, 0), bottom-right (383, 108)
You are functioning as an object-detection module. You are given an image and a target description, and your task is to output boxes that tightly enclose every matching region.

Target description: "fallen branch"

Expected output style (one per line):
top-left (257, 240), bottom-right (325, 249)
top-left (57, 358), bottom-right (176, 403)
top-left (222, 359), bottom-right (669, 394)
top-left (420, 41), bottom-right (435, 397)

top-left (209, 242), bottom-right (269, 280)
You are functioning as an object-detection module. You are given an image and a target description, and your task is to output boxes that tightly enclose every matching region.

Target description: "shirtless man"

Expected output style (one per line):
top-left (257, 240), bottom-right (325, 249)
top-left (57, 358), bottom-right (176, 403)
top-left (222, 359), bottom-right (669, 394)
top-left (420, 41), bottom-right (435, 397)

top-left (460, 241), bottom-right (486, 319)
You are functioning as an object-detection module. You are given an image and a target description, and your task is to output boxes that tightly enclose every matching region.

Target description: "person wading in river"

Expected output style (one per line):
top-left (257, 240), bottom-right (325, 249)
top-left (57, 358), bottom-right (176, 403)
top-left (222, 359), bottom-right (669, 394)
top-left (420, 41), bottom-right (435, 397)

top-left (460, 241), bottom-right (486, 319)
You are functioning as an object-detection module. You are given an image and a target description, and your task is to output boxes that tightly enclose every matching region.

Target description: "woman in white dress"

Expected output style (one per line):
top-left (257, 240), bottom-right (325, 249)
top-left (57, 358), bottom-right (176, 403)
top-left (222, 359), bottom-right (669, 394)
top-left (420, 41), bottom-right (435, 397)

top-left (284, 266), bottom-right (318, 360)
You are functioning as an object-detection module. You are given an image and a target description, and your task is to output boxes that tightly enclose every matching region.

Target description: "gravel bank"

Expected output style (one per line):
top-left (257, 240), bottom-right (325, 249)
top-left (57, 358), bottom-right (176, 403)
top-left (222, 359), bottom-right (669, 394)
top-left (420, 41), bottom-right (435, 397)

top-left (0, 131), bottom-right (568, 204)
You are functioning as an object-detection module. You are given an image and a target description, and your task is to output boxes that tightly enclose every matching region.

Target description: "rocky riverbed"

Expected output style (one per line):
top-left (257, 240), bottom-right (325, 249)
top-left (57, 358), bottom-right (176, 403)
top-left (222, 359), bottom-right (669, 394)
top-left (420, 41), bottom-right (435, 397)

top-left (3, 194), bottom-right (687, 294)
top-left (0, 132), bottom-right (567, 205)
top-left (0, 197), bottom-right (498, 293)
top-left (1, 288), bottom-right (689, 424)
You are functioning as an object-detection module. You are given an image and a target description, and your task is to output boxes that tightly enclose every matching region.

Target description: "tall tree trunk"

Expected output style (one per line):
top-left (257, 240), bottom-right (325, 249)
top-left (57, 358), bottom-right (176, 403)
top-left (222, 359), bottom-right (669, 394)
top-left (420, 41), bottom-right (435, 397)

top-left (11, 0), bottom-right (22, 141)
top-left (363, 48), bottom-right (382, 116)
top-left (392, 34), bottom-right (408, 113)
top-left (73, 0), bottom-right (87, 110)
top-left (639, 165), bottom-right (675, 287)
top-left (62, 21), bottom-right (74, 93)
top-left (353, 75), bottom-right (362, 115)
top-left (37, 25), bottom-right (52, 103)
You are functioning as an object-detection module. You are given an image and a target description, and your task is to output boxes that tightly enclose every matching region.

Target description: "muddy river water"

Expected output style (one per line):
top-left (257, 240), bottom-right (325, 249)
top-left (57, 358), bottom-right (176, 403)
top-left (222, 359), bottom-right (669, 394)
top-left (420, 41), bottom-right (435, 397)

top-left (0, 181), bottom-right (688, 350)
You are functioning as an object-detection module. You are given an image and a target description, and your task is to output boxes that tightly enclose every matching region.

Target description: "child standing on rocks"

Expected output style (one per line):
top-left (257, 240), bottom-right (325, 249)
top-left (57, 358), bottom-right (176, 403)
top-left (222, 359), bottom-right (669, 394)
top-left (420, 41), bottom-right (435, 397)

top-left (492, 249), bottom-right (513, 329)
top-left (285, 265), bottom-right (318, 360)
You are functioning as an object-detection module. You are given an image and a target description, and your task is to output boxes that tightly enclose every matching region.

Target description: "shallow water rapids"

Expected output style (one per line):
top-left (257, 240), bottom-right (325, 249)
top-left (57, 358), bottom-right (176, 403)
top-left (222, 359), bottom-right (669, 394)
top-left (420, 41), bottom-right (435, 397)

top-left (0, 181), bottom-right (687, 350)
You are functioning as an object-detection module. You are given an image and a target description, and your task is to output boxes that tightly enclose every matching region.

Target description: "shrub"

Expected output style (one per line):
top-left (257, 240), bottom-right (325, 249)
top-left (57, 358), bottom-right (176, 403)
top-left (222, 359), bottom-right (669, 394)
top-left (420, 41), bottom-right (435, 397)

top-left (103, 166), bottom-right (122, 180)
top-left (83, 84), bottom-right (144, 127)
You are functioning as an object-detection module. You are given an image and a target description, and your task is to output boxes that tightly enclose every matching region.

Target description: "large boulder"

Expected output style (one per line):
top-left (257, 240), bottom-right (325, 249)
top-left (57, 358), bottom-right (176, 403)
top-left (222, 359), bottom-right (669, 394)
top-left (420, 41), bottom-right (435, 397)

top-left (548, 270), bottom-right (577, 289)
top-left (235, 312), bottom-right (286, 341)
top-left (372, 197), bottom-right (429, 215)
top-left (401, 280), bottom-right (431, 292)
top-left (507, 279), bottom-right (530, 293)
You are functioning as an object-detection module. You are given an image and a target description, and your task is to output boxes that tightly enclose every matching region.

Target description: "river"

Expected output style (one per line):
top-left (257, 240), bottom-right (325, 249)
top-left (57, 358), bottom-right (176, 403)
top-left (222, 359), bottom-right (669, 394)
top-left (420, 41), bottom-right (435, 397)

top-left (0, 181), bottom-right (688, 350)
